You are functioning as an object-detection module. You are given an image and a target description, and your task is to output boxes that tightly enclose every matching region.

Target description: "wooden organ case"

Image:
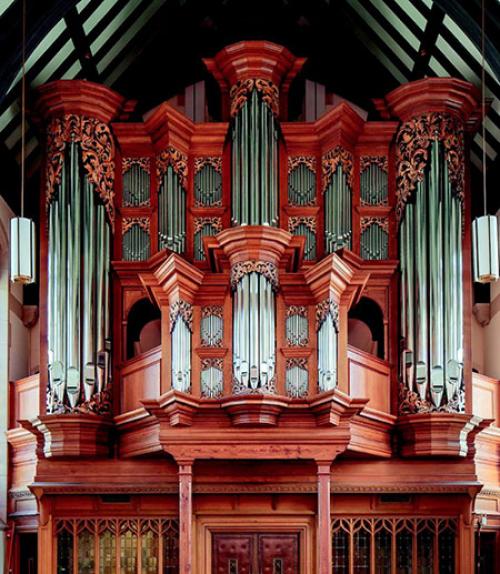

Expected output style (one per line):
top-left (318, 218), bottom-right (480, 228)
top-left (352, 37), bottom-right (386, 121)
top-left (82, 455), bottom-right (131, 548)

top-left (7, 41), bottom-right (498, 574)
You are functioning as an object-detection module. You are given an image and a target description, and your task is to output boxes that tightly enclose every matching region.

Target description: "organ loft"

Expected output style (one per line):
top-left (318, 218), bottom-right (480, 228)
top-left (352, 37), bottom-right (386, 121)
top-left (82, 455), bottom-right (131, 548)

top-left (5, 40), bottom-right (500, 574)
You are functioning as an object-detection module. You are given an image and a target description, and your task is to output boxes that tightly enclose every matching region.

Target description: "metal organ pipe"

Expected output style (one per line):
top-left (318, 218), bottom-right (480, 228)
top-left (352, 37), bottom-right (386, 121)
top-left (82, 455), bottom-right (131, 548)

top-left (317, 305), bottom-right (338, 393)
top-left (47, 142), bottom-right (111, 413)
top-left (231, 89), bottom-right (279, 227)
top-left (232, 271), bottom-right (276, 394)
top-left (399, 139), bottom-right (464, 412)
top-left (159, 165), bottom-right (186, 253)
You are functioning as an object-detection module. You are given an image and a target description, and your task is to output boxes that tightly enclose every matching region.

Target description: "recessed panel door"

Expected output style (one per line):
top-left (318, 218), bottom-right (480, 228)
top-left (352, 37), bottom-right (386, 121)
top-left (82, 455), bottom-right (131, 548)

top-left (212, 534), bottom-right (253, 574)
top-left (259, 534), bottom-right (299, 574)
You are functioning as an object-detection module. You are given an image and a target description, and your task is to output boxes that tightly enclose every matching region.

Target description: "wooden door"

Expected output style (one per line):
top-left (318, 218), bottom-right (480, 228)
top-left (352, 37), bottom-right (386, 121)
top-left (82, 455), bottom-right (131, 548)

top-left (212, 532), bottom-right (299, 574)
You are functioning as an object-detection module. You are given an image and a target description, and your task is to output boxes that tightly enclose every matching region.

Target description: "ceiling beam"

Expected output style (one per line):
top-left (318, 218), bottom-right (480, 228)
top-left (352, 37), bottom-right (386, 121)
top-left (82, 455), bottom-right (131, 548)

top-left (411, 2), bottom-right (445, 80)
top-left (64, 5), bottom-right (100, 83)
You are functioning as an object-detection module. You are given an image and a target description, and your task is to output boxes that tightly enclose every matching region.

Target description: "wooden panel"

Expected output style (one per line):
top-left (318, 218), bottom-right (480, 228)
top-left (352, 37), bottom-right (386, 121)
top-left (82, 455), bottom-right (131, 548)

top-left (347, 345), bottom-right (390, 413)
top-left (472, 372), bottom-right (499, 424)
top-left (9, 374), bottom-right (39, 427)
top-left (120, 346), bottom-right (161, 413)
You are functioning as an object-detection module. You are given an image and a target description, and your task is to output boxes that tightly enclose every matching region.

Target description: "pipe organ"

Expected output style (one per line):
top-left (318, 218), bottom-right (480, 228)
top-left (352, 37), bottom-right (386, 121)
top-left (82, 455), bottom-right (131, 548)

top-left (15, 41), bottom-right (488, 574)
top-left (396, 114), bottom-right (465, 413)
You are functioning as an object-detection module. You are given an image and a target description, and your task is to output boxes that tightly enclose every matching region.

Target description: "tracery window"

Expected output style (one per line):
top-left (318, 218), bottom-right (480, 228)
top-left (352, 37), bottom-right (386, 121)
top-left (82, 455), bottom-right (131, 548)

top-left (331, 517), bottom-right (457, 574)
top-left (55, 518), bottom-right (179, 574)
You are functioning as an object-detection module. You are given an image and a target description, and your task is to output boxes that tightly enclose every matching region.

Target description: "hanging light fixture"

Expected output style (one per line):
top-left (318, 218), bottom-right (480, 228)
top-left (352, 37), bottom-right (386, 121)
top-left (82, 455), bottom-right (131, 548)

top-left (472, 0), bottom-right (499, 283)
top-left (10, 0), bottom-right (36, 284)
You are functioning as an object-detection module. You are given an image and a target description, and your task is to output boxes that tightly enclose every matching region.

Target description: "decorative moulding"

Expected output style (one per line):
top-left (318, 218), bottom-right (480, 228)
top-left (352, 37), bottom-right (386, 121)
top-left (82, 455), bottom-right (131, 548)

top-left (205, 225), bottom-right (304, 274)
top-left (396, 413), bottom-right (492, 458)
top-left (383, 77), bottom-right (481, 125)
top-left (21, 414), bottom-right (113, 459)
top-left (221, 394), bottom-right (289, 426)
top-left (34, 79), bottom-right (126, 124)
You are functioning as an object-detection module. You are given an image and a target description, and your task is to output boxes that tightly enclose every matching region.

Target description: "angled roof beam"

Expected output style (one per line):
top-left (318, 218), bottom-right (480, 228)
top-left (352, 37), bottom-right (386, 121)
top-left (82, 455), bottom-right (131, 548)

top-left (412, 2), bottom-right (445, 80)
top-left (64, 5), bottom-right (99, 82)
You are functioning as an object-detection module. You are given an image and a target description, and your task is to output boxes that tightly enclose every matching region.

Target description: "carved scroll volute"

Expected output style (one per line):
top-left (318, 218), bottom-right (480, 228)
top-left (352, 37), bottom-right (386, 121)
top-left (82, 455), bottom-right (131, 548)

top-left (203, 40), bottom-right (306, 120)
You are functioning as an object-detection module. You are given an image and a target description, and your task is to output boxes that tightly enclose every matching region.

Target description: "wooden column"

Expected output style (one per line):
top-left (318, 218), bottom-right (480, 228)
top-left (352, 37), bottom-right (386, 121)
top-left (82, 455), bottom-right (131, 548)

top-left (178, 460), bottom-right (194, 574)
top-left (316, 460), bottom-right (332, 574)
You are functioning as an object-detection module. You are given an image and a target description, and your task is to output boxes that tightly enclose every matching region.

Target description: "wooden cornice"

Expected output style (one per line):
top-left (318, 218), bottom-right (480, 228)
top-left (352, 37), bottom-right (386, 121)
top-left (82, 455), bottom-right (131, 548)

top-left (143, 101), bottom-right (194, 154)
top-left (315, 101), bottom-right (366, 152)
top-left (205, 225), bottom-right (304, 273)
top-left (203, 40), bottom-right (305, 91)
top-left (34, 79), bottom-right (126, 124)
top-left (383, 77), bottom-right (481, 125)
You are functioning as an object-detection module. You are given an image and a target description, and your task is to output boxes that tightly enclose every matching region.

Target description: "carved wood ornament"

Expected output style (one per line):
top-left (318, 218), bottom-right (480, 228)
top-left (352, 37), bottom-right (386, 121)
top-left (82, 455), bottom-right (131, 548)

top-left (157, 146), bottom-right (188, 189)
top-left (288, 216), bottom-right (316, 233)
top-left (360, 155), bottom-right (388, 173)
top-left (230, 261), bottom-right (279, 291)
top-left (288, 155), bottom-right (316, 173)
top-left (122, 157), bottom-right (150, 174)
top-left (315, 298), bottom-right (339, 331)
top-left (194, 156), bottom-right (222, 174)
top-left (46, 114), bottom-right (116, 226)
top-left (396, 112), bottom-right (465, 221)
top-left (193, 217), bottom-right (223, 234)
top-left (360, 217), bottom-right (389, 233)
top-left (122, 217), bottom-right (150, 234)
top-left (230, 78), bottom-right (280, 117)
top-left (322, 146), bottom-right (354, 191)
top-left (169, 300), bottom-right (193, 333)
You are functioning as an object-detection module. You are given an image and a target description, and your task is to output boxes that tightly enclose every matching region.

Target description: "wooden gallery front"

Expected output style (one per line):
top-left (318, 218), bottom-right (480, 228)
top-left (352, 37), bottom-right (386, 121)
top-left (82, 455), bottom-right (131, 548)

top-left (7, 41), bottom-right (500, 573)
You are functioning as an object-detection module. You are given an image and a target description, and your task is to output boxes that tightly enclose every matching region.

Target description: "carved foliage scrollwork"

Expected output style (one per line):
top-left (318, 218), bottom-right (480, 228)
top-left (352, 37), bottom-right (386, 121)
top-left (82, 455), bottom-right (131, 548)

top-left (157, 147), bottom-right (188, 190)
top-left (396, 112), bottom-right (465, 220)
top-left (322, 146), bottom-right (354, 191)
top-left (288, 216), bottom-right (316, 233)
top-left (194, 156), bottom-right (222, 174)
top-left (286, 305), bottom-right (307, 318)
top-left (399, 384), bottom-right (465, 415)
top-left (201, 358), bottom-right (224, 371)
top-left (193, 217), bottom-right (223, 234)
top-left (122, 217), bottom-right (150, 234)
top-left (286, 357), bottom-right (308, 370)
top-left (230, 78), bottom-right (280, 117)
top-left (360, 155), bottom-right (388, 173)
top-left (122, 157), bottom-right (150, 174)
top-left (288, 156), bottom-right (316, 173)
top-left (46, 114), bottom-right (116, 225)
top-left (230, 260), bottom-right (279, 291)
top-left (201, 305), bottom-right (224, 319)
top-left (316, 298), bottom-right (339, 331)
top-left (169, 300), bottom-right (193, 333)
top-left (360, 217), bottom-right (389, 233)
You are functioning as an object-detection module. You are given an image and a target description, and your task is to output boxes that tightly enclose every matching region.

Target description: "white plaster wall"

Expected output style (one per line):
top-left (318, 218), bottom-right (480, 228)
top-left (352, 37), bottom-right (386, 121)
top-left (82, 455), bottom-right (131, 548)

top-left (484, 281), bottom-right (500, 379)
top-left (471, 314), bottom-right (485, 374)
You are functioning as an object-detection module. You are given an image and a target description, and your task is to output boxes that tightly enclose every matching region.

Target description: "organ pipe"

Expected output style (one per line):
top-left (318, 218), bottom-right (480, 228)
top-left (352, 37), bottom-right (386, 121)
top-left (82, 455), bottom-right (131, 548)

top-left (399, 140), bottom-right (464, 412)
top-left (231, 89), bottom-right (279, 226)
top-left (324, 165), bottom-right (352, 253)
top-left (47, 142), bottom-right (111, 413)
top-left (317, 301), bottom-right (339, 393)
top-left (232, 271), bottom-right (276, 394)
top-left (158, 165), bottom-right (186, 253)
top-left (170, 302), bottom-right (192, 393)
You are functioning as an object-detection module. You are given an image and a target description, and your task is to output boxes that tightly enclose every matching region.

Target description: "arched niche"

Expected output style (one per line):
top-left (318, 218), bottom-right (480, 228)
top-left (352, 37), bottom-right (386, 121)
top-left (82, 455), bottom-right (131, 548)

top-left (348, 296), bottom-right (385, 359)
top-left (126, 298), bottom-right (161, 359)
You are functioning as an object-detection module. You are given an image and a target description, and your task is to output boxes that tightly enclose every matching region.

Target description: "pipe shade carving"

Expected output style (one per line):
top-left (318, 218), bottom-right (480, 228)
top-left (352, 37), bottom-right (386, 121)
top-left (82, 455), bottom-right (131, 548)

top-left (287, 156), bottom-right (316, 206)
top-left (47, 142), bottom-right (112, 414)
top-left (395, 112), bottom-right (465, 221)
top-left (46, 114), bottom-right (116, 227)
top-left (399, 140), bottom-right (464, 414)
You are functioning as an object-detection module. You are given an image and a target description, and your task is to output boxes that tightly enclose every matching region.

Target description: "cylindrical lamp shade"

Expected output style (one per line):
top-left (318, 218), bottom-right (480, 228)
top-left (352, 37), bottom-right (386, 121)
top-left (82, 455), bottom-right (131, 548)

top-left (10, 216), bottom-right (36, 284)
top-left (472, 215), bottom-right (499, 283)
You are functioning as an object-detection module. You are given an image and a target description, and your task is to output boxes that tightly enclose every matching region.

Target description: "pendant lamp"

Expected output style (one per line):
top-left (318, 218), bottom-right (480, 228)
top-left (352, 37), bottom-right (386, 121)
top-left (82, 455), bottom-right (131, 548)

top-left (10, 0), bottom-right (36, 284)
top-left (472, 0), bottom-right (499, 283)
